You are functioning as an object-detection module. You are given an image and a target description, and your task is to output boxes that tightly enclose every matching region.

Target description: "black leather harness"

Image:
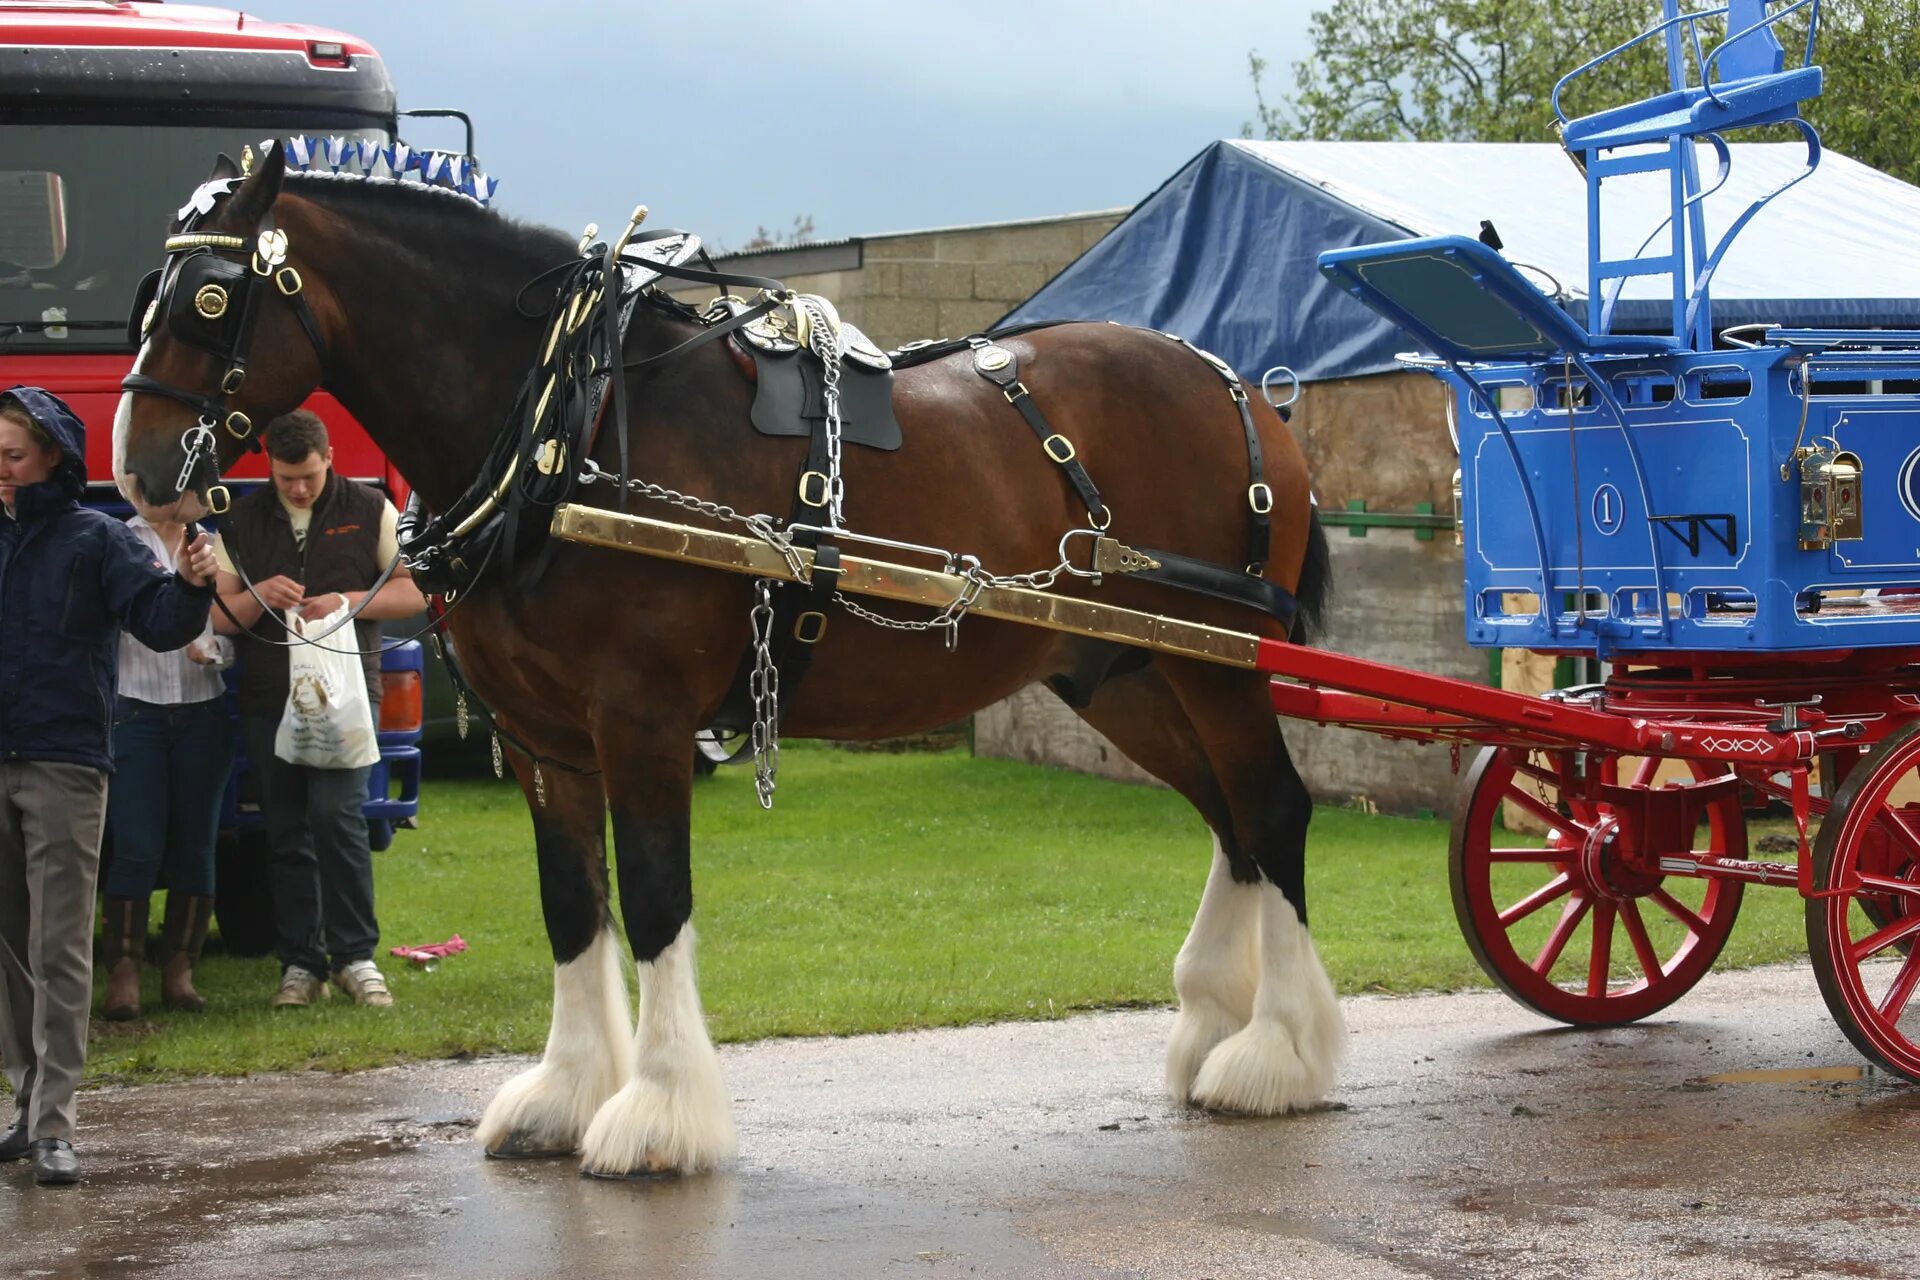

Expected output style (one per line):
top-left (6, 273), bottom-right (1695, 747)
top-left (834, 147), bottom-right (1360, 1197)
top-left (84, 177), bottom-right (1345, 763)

top-left (707, 324), bottom-right (1302, 739)
top-left (963, 333), bottom-right (1299, 632)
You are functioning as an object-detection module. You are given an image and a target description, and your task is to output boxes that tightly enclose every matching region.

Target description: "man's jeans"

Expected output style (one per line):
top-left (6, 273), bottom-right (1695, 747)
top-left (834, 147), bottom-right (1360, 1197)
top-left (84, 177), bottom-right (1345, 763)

top-left (242, 718), bottom-right (378, 976)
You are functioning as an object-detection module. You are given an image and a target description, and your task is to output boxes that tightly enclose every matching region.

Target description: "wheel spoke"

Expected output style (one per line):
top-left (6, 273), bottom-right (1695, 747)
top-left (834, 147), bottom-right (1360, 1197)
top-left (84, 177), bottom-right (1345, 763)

top-left (1533, 893), bottom-right (1592, 976)
top-left (1486, 846), bottom-right (1565, 864)
top-left (1502, 784), bottom-right (1580, 838)
top-left (1849, 910), bottom-right (1920, 964)
top-left (1876, 948), bottom-right (1920, 1024)
top-left (1620, 900), bottom-right (1666, 983)
top-left (1871, 807), bottom-right (1920, 867)
top-left (1498, 873), bottom-right (1573, 928)
top-left (1855, 873), bottom-right (1920, 901)
top-left (1587, 900), bottom-right (1617, 997)
top-left (1649, 887), bottom-right (1708, 937)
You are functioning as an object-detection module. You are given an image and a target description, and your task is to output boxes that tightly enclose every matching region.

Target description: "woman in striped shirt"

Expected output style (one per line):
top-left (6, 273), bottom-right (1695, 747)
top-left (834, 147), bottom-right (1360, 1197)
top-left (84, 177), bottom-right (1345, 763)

top-left (100, 514), bottom-right (236, 1020)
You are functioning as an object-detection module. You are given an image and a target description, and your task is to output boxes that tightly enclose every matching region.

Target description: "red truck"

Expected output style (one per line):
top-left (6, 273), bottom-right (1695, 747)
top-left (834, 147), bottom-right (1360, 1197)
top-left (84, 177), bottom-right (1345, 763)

top-left (1, 0), bottom-right (435, 950)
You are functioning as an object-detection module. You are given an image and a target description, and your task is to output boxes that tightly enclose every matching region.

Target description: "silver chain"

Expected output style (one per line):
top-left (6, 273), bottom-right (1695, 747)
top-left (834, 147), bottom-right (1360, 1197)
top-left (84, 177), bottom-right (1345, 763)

top-left (577, 416), bottom-right (1101, 801)
top-left (829, 555), bottom-right (1074, 649)
top-left (579, 456), bottom-right (1092, 643)
top-left (797, 295), bottom-right (849, 527)
top-left (748, 579), bottom-right (780, 808)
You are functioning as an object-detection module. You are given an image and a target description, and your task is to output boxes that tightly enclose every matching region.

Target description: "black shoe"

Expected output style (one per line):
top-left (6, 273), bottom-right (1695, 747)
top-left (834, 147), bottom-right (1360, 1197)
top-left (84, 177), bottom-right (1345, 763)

top-left (0, 1122), bottom-right (26, 1162)
top-left (29, 1138), bottom-right (80, 1185)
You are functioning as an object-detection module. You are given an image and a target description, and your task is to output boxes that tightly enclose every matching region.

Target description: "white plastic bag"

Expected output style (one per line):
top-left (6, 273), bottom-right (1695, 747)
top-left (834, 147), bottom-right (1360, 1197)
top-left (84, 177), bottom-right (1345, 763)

top-left (274, 604), bottom-right (379, 769)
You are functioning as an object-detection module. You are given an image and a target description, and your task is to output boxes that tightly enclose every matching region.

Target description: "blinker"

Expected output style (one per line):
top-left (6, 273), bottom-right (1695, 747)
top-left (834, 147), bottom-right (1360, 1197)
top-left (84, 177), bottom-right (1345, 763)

top-left (164, 252), bottom-right (252, 354)
top-left (127, 268), bottom-right (163, 346)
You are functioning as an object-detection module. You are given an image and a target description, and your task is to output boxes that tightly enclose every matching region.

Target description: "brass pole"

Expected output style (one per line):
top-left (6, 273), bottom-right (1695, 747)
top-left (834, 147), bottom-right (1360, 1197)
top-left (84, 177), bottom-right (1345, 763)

top-left (551, 504), bottom-right (1262, 669)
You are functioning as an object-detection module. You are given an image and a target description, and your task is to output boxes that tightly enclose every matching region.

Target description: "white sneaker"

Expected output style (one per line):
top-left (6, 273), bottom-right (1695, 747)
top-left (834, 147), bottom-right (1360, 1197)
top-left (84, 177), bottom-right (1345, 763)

top-left (332, 960), bottom-right (394, 1007)
top-left (270, 966), bottom-right (329, 1010)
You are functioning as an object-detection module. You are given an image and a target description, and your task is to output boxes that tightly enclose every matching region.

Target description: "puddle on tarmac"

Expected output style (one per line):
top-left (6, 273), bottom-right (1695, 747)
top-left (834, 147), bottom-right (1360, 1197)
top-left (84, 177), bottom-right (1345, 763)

top-left (1696, 1065), bottom-right (1872, 1087)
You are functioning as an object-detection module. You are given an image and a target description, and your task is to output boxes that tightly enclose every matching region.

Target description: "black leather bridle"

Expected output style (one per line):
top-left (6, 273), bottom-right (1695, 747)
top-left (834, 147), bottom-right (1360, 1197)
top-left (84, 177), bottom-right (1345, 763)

top-left (119, 201), bottom-right (330, 514)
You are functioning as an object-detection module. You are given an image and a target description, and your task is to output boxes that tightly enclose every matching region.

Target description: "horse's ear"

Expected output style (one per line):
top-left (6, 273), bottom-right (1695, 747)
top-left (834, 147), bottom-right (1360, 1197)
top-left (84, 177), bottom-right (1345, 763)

top-left (226, 141), bottom-right (287, 225)
top-left (208, 153), bottom-right (242, 182)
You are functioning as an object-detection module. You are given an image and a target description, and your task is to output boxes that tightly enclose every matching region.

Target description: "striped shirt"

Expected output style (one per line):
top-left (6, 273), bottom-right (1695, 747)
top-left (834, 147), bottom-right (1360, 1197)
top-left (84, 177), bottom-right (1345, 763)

top-left (117, 516), bottom-right (231, 706)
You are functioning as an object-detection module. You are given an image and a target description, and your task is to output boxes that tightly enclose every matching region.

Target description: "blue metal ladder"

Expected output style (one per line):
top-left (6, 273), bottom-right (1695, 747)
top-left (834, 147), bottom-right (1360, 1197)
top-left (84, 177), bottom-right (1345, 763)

top-left (1555, 0), bottom-right (1824, 350)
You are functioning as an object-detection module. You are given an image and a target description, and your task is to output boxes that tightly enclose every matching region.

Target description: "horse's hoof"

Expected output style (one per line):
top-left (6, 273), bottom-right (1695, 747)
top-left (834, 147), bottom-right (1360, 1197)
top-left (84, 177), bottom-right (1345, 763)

top-left (485, 1131), bottom-right (575, 1160)
top-left (579, 1164), bottom-right (681, 1182)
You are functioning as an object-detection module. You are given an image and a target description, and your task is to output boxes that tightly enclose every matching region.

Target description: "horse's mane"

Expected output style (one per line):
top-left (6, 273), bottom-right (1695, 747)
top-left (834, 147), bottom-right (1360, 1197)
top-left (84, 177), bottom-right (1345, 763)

top-left (283, 171), bottom-right (577, 295)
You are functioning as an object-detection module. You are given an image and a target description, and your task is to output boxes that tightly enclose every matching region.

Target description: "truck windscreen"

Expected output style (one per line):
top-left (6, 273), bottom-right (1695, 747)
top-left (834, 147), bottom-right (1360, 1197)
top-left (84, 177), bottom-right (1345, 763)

top-left (1, 124), bottom-right (386, 350)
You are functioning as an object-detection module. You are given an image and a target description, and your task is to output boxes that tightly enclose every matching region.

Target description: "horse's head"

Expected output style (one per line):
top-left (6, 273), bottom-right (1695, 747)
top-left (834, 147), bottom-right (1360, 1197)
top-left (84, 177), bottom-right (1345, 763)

top-left (115, 143), bottom-right (332, 519)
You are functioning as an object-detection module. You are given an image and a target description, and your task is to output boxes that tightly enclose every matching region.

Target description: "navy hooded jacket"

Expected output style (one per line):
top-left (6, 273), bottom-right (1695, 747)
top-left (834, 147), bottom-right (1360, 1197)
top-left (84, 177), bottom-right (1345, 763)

top-left (0, 386), bottom-right (214, 772)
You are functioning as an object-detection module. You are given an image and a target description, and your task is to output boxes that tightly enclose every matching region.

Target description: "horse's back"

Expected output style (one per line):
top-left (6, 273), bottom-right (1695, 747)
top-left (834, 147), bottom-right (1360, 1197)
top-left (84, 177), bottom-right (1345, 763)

top-left (882, 321), bottom-right (1314, 623)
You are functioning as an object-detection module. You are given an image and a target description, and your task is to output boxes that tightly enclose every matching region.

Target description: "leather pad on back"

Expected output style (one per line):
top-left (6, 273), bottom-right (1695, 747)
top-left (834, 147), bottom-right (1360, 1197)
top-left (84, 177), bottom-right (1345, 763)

top-left (747, 346), bottom-right (902, 451)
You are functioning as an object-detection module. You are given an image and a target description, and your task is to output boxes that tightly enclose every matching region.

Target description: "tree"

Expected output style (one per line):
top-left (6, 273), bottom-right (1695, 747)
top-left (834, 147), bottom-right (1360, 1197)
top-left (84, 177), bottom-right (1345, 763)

top-left (726, 214), bottom-right (818, 256)
top-left (1249, 0), bottom-right (1920, 185)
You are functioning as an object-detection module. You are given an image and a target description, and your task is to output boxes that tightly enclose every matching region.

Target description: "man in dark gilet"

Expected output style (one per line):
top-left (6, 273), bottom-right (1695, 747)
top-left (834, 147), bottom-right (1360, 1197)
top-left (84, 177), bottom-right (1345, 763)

top-left (212, 411), bottom-right (425, 1009)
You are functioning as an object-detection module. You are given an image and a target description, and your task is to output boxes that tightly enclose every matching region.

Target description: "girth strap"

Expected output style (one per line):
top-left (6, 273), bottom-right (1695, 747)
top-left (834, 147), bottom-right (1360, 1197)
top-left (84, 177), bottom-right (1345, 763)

top-left (1128, 545), bottom-right (1299, 631)
top-left (709, 371), bottom-right (847, 737)
top-left (967, 337), bottom-right (1109, 529)
top-left (1157, 333), bottom-right (1270, 576)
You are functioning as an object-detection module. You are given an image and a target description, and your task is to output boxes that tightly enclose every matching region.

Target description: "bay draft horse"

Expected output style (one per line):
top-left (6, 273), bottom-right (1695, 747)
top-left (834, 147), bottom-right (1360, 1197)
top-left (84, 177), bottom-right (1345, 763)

top-left (114, 145), bottom-right (1341, 1178)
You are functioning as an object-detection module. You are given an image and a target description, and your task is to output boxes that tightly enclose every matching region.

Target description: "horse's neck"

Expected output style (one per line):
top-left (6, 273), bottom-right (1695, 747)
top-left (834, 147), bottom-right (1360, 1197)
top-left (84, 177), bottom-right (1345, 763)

top-left (303, 208), bottom-right (557, 511)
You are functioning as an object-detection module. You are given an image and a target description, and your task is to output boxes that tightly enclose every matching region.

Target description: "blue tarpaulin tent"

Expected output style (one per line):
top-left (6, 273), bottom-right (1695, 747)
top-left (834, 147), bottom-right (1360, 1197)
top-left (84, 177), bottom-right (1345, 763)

top-left (997, 139), bottom-right (1920, 384)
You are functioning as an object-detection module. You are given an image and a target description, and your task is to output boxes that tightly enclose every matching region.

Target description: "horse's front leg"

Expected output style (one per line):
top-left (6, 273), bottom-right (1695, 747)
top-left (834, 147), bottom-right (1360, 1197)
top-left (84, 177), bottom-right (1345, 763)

top-left (477, 764), bottom-right (633, 1157)
top-left (579, 724), bottom-right (735, 1177)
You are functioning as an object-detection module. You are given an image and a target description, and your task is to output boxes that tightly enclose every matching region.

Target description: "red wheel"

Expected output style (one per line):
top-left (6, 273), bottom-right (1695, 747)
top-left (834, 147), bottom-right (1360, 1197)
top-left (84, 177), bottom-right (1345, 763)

top-left (1820, 748), bottom-right (1915, 952)
top-left (1451, 747), bottom-right (1747, 1025)
top-left (1808, 721), bottom-right (1920, 1080)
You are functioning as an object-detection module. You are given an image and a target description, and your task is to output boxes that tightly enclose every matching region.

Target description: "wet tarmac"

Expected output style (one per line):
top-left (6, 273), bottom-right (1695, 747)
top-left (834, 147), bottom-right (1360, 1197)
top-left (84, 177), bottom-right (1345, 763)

top-left (6, 962), bottom-right (1919, 1279)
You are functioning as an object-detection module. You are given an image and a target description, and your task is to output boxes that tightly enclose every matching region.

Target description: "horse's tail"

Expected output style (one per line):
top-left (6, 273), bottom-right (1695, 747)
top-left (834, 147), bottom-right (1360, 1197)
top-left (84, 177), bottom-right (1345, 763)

top-left (1289, 508), bottom-right (1333, 645)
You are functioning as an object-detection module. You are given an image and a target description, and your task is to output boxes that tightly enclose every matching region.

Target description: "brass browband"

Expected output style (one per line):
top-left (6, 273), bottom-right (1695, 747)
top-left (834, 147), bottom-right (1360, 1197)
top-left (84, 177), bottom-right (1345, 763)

top-left (164, 233), bottom-right (250, 253)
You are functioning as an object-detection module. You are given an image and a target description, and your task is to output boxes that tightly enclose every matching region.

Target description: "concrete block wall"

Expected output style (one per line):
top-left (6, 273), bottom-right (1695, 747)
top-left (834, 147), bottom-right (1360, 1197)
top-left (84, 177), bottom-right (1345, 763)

top-left (676, 209), bottom-right (1125, 350)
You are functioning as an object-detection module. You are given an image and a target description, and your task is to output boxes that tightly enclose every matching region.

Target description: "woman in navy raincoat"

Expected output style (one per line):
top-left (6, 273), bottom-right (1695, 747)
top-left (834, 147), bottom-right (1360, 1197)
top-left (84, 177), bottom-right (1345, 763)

top-left (0, 386), bottom-right (217, 1186)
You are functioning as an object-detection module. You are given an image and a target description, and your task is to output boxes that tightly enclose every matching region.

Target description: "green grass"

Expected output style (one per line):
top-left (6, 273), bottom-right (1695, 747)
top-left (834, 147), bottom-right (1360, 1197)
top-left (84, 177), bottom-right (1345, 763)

top-left (74, 744), bottom-right (1812, 1083)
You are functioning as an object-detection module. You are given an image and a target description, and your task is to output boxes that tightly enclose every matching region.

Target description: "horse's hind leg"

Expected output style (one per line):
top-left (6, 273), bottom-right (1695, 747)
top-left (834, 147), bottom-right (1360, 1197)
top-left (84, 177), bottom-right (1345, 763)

top-left (1064, 660), bottom-right (1260, 1102)
top-left (1161, 658), bottom-right (1344, 1113)
top-left (578, 717), bottom-right (735, 1177)
top-left (477, 765), bottom-right (634, 1158)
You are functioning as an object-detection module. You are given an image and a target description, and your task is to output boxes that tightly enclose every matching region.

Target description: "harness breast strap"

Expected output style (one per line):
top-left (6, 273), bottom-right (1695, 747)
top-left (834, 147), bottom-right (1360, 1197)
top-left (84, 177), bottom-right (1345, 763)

top-left (1156, 332), bottom-right (1272, 576)
top-left (967, 333), bottom-right (1298, 632)
top-left (967, 338), bottom-right (1110, 529)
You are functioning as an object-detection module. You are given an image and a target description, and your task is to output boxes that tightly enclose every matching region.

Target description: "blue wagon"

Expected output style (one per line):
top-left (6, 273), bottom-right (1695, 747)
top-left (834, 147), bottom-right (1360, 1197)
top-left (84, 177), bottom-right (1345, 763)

top-left (1311, 0), bottom-right (1920, 1077)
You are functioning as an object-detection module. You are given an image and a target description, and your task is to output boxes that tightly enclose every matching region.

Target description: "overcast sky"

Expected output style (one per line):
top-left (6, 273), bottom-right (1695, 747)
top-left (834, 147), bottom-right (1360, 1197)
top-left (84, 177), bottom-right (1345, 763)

top-left (285, 1), bottom-right (1315, 250)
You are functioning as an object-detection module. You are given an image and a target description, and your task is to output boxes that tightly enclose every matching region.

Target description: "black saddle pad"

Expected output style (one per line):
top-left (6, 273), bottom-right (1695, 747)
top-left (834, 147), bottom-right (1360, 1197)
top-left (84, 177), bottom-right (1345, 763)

top-left (749, 348), bottom-right (901, 451)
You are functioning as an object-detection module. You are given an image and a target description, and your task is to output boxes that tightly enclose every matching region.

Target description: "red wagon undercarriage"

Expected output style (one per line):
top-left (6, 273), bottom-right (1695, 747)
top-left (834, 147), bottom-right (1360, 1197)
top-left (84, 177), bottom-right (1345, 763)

top-left (1262, 637), bottom-right (1920, 1080)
